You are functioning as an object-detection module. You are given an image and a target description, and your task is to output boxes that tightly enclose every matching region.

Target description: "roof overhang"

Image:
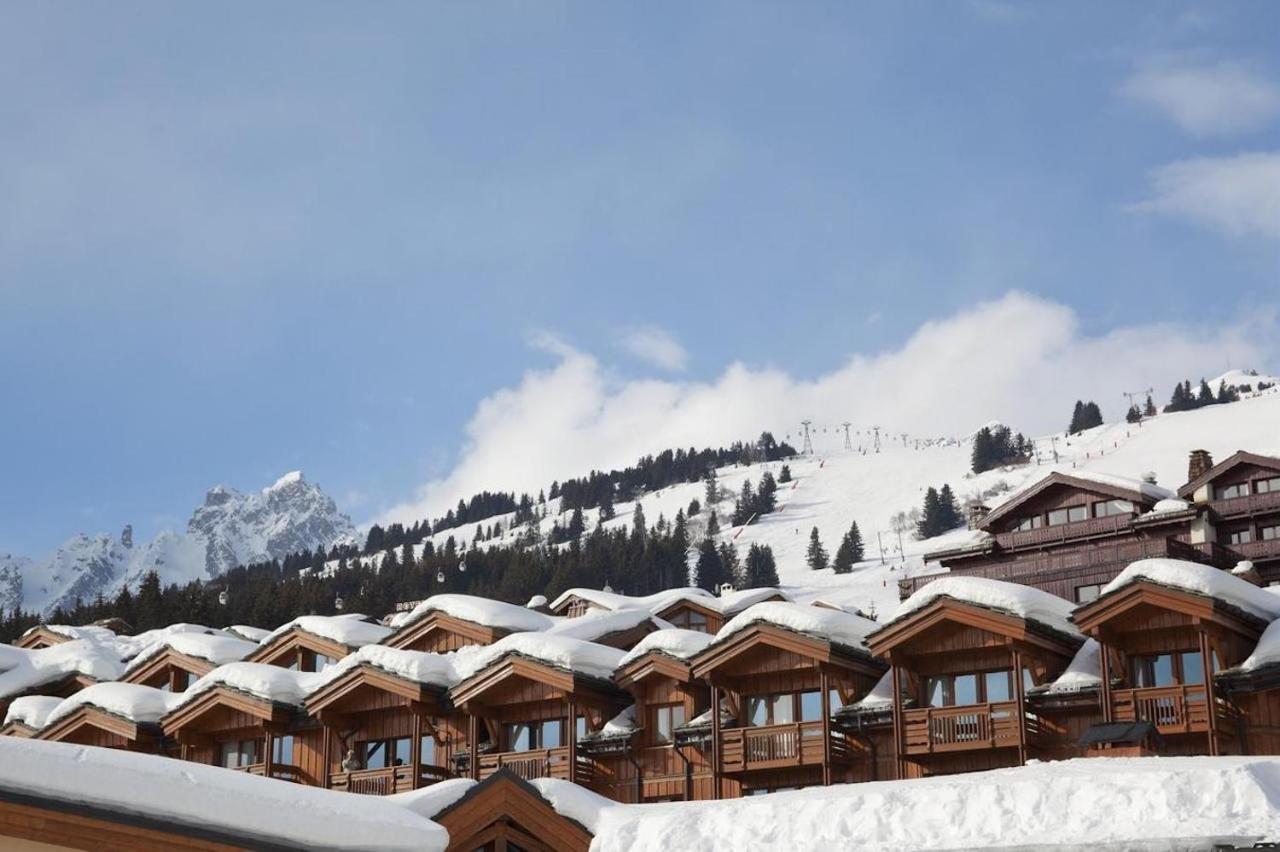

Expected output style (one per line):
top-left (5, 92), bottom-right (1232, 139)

top-left (246, 629), bottom-right (351, 667)
top-left (1071, 579), bottom-right (1266, 640)
top-left (1178, 451), bottom-right (1280, 499)
top-left (450, 654), bottom-right (629, 713)
top-left (305, 663), bottom-right (448, 715)
top-left (382, 612), bottom-right (502, 652)
top-left (866, 597), bottom-right (1081, 661)
top-left (689, 623), bottom-right (884, 682)
top-left (160, 686), bottom-right (294, 738)
top-left (433, 770), bottom-right (593, 852)
top-left (122, 649), bottom-right (217, 686)
top-left (615, 651), bottom-right (694, 690)
top-left (37, 705), bottom-right (157, 746)
top-left (982, 472), bottom-right (1155, 531)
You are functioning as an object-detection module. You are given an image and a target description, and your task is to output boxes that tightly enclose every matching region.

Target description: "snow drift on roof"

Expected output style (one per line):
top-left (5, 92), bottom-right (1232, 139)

top-left (0, 738), bottom-right (445, 852)
top-left (389, 777), bottom-right (477, 819)
top-left (112, 623), bottom-right (238, 661)
top-left (887, 576), bottom-right (1081, 639)
top-left (38, 624), bottom-right (118, 642)
top-left (618, 628), bottom-right (715, 668)
top-left (174, 662), bottom-right (322, 710)
top-left (847, 670), bottom-right (893, 712)
top-left (1037, 638), bottom-right (1102, 695)
top-left (1100, 558), bottom-right (1280, 622)
top-left (548, 586), bottom-right (715, 615)
top-left (1232, 619), bottom-right (1280, 674)
top-left (227, 624), bottom-right (272, 643)
top-left (1064, 469), bottom-right (1175, 501)
top-left (3, 695), bottom-right (62, 729)
top-left (714, 602), bottom-right (880, 653)
top-left (260, 614), bottom-right (392, 649)
top-left (306, 643), bottom-right (482, 696)
top-left (397, 594), bottom-right (554, 635)
top-left (123, 633), bottom-right (258, 676)
top-left (545, 608), bottom-right (668, 642)
top-left (45, 682), bottom-right (181, 728)
top-left (455, 633), bottom-right (626, 684)
top-left (0, 638), bottom-right (125, 700)
top-left (577, 756), bottom-right (1280, 851)
top-left (1149, 498), bottom-right (1192, 514)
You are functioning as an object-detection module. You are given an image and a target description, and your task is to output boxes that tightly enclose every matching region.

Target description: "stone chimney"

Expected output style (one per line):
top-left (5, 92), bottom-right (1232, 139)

top-left (1232, 561), bottom-right (1262, 587)
top-left (966, 503), bottom-right (991, 530)
top-left (1188, 449), bottom-right (1214, 483)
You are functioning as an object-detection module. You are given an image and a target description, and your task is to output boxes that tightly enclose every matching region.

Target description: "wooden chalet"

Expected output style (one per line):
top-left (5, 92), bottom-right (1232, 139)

top-left (863, 580), bottom-right (1084, 777)
top-left (0, 671), bottom-right (104, 727)
top-left (1070, 562), bottom-right (1275, 757)
top-left (687, 603), bottom-right (886, 796)
top-left (602, 629), bottom-right (715, 802)
top-left (246, 616), bottom-right (391, 673)
top-left (432, 771), bottom-right (594, 852)
top-left (36, 700), bottom-right (168, 756)
top-left (121, 635), bottom-right (257, 694)
top-left (651, 588), bottom-right (790, 635)
top-left (304, 654), bottom-right (461, 795)
top-left (910, 471), bottom-right (1224, 604)
top-left (160, 666), bottom-right (318, 785)
top-left (1179, 450), bottom-right (1280, 584)
top-left (448, 638), bottom-right (631, 791)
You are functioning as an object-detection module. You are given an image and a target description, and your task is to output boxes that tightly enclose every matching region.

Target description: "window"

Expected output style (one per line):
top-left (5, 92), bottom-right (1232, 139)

top-left (1218, 483), bottom-right (1249, 500)
top-left (359, 737), bottom-right (411, 768)
top-left (925, 670), bottom-right (1015, 707)
top-left (770, 694), bottom-right (794, 724)
top-left (505, 720), bottom-right (562, 752)
top-left (1131, 654), bottom-right (1175, 688)
top-left (669, 609), bottom-right (709, 632)
top-left (1229, 529), bottom-right (1254, 545)
top-left (745, 693), bottom-right (813, 726)
top-left (652, 704), bottom-right (686, 744)
top-left (746, 696), bottom-right (769, 727)
top-left (420, 735), bottom-right (436, 766)
top-left (1261, 525), bottom-right (1280, 541)
top-left (174, 670), bottom-right (193, 691)
top-left (218, 738), bottom-right (260, 768)
top-left (1256, 477), bottom-right (1280, 494)
top-left (1015, 515), bottom-right (1043, 532)
top-left (1094, 499), bottom-right (1134, 518)
top-left (1047, 505), bottom-right (1087, 526)
top-left (1075, 583), bottom-right (1103, 604)
top-left (272, 735), bottom-right (294, 765)
top-left (1180, 652), bottom-right (1204, 686)
top-left (798, 691), bottom-right (823, 722)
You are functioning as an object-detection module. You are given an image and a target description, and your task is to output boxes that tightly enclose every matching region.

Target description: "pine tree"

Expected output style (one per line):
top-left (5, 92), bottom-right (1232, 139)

top-left (742, 543), bottom-right (779, 588)
top-left (757, 471), bottom-right (778, 514)
top-left (567, 507), bottom-right (585, 540)
top-left (833, 520), bottom-right (864, 573)
top-left (704, 469), bottom-right (719, 507)
top-left (732, 479), bottom-right (755, 526)
top-left (938, 484), bottom-right (962, 530)
top-left (598, 489), bottom-right (615, 521)
top-left (1144, 394), bottom-right (1157, 417)
top-left (1068, 400), bottom-right (1085, 435)
top-left (917, 487), bottom-right (943, 539)
top-left (778, 464), bottom-right (792, 484)
top-left (695, 538), bottom-right (728, 593)
top-left (631, 503), bottom-right (647, 548)
top-left (136, 571), bottom-right (164, 631)
top-left (805, 527), bottom-right (829, 571)
top-left (1126, 404), bottom-right (1141, 423)
top-left (1197, 378), bottom-right (1214, 406)
top-left (705, 511), bottom-right (720, 538)
top-left (687, 497), bottom-right (701, 517)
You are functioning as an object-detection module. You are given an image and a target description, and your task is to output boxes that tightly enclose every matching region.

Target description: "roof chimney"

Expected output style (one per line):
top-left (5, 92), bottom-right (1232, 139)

top-left (1188, 449), bottom-right (1214, 483)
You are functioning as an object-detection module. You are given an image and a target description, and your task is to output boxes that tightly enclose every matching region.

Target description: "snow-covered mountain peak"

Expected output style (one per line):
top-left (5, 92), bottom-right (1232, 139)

top-left (267, 470), bottom-right (305, 493)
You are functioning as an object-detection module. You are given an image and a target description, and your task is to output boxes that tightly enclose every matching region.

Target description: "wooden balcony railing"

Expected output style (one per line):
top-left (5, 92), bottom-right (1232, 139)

top-left (233, 762), bottom-right (302, 783)
top-left (637, 744), bottom-right (684, 778)
top-left (1111, 686), bottom-right (1211, 735)
top-left (477, 747), bottom-right (572, 782)
top-left (1211, 489), bottom-right (1280, 519)
top-left (901, 702), bottom-right (1027, 755)
top-left (1231, 537), bottom-right (1280, 562)
top-left (719, 721), bottom-right (837, 772)
top-left (994, 515), bottom-right (1132, 551)
top-left (327, 764), bottom-right (451, 795)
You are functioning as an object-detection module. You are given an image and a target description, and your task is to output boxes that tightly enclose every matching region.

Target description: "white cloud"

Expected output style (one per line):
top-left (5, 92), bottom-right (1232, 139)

top-left (620, 326), bottom-right (689, 372)
top-left (1119, 61), bottom-right (1280, 137)
top-left (1131, 152), bottom-right (1280, 239)
top-left (378, 292), bottom-right (1275, 526)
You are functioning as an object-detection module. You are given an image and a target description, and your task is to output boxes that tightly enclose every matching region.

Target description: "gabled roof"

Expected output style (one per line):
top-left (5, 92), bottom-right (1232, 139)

top-left (867, 595), bottom-right (1082, 661)
top-left (449, 638), bottom-right (629, 711)
top-left (878, 576), bottom-right (1082, 643)
top-left (981, 471), bottom-right (1169, 530)
top-left (1085, 558), bottom-right (1280, 625)
top-left (1072, 572), bottom-right (1271, 640)
top-left (388, 594), bottom-right (554, 639)
top-left (1178, 450), bottom-right (1280, 498)
top-left (122, 634), bottom-right (258, 682)
top-left (548, 586), bottom-right (715, 616)
top-left (250, 615), bottom-right (392, 663)
top-left (690, 608), bottom-right (886, 682)
top-left (431, 770), bottom-right (594, 852)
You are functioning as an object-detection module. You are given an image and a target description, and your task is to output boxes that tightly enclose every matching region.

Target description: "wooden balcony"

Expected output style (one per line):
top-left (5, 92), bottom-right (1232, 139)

top-left (1231, 537), bottom-right (1280, 562)
top-left (718, 721), bottom-right (840, 773)
top-left (233, 762), bottom-right (303, 783)
top-left (477, 747), bottom-right (573, 782)
top-left (901, 702), bottom-right (1028, 755)
top-left (328, 764), bottom-right (452, 795)
top-left (994, 515), bottom-right (1132, 551)
top-left (1111, 686), bottom-right (1211, 736)
top-left (1210, 489), bottom-right (1280, 519)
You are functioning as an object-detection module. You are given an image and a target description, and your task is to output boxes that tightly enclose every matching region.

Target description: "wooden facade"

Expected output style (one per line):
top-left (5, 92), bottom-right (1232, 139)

top-left (865, 597), bottom-right (1083, 777)
top-left (122, 648), bottom-right (217, 693)
top-left (383, 612), bottom-right (507, 654)
top-left (1179, 451), bottom-right (1280, 584)
top-left (245, 628), bottom-right (352, 673)
top-left (36, 706), bottom-right (167, 755)
top-left (433, 771), bottom-right (594, 852)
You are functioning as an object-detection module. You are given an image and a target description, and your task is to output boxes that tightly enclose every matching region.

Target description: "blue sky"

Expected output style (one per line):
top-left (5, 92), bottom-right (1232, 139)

top-left (1, 2), bottom-right (1277, 557)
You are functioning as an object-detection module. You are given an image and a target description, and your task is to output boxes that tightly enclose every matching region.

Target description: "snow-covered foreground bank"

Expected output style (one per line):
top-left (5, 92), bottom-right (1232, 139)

top-left (580, 757), bottom-right (1280, 851)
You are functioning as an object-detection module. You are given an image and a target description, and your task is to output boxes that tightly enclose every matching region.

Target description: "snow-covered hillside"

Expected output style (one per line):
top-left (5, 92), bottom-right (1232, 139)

top-left (336, 378), bottom-right (1280, 623)
top-left (8, 472), bottom-right (355, 617)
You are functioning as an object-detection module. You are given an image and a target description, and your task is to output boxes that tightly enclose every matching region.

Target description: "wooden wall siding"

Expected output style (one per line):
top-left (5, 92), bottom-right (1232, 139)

top-left (50, 724), bottom-right (134, 750)
top-left (989, 484), bottom-right (1130, 533)
top-left (906, 748), bottom-right (1021, 778)
top-left (0, 798), bottom-right (246, 852)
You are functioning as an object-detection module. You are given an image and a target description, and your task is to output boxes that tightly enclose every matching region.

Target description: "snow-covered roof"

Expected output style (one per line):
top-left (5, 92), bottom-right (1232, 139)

top-left (886, 576), bottom-right (1081, 640)
top-left (111, 623), bottom-right (238, 661)
top-left (2, 695), bottom-right (63, 729)
top-left (618, 628), bottom-right (716, 668)
top-left (1099, 558), bottom-right (1280, 622)
top-left (544, 608), bottom-right (669, 643)
top-left (306, 644), bottom-right (480, 696)
top-left (454, 633), bottom-right (627, 685)
top-left (258, 614), bottom-right (392, 650)
top-left (45, 682), bottom-right (181, 728)
top-left (1230, 619), bottom-right (1280, 675)
top-left (0, 738), bottom-right (446, 852)
top-left (389, 777), bottom-right (477, 819)
top-left (1064, 470), bottom-right (1175, 502)
top-left (394, 594), bottom-right (555, 635)
top-left (845, 670), bottom-right (893, 713)
top-left (23, 624), bottom-right (118, 643)
top-left (0, 638), bottom-right (126, 701)
top-left (571, 756), bottom-right (1280, 851)
top-left (227, 624), bottom-right (272, 643)
top-left (526, 594), bottom-right (549, 609)
top-left (582, 705), bottom-right (638, 742)
top-left (712, 602), bottom-right (880, 655)
top-left (1035, 638), bottom-right (1102, 696)
top-left (171, 662), bottom-right (321, 711)
top-left (1149, 498), bottom-right (1192, 515)
top-left (549, 586), bottom-right (715, 615)
top-left (122, 633), bottom-right (258, 677)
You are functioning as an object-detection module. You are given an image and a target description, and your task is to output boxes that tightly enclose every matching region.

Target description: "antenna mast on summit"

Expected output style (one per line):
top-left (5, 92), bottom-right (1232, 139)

top-left (842, 422), bottom-right (853, 451)
top-left (800, 420), bottom-right (815, 455)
